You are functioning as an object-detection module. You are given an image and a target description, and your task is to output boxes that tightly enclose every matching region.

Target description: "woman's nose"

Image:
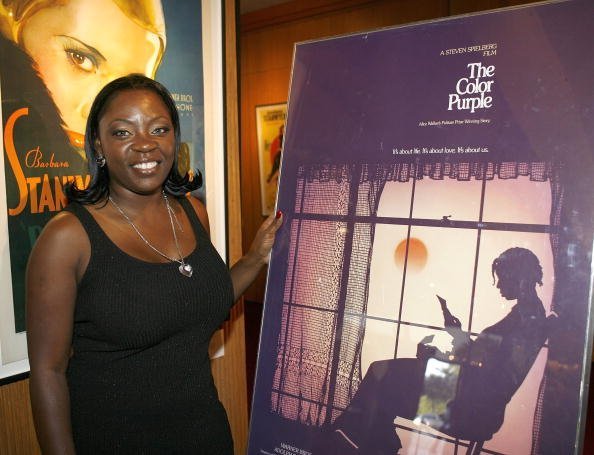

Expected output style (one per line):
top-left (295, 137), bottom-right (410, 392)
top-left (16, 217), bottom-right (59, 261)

top-left (132, 134), bottom-right (158, 152)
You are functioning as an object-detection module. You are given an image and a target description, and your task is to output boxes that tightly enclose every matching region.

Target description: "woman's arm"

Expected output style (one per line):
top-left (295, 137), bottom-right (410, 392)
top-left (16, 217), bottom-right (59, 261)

top-left (187, 196), bottom-right (282, 301)
top-left (26, 212), bottom-right (89, 454)
top-left (229, 211), bottom-right (282, 301)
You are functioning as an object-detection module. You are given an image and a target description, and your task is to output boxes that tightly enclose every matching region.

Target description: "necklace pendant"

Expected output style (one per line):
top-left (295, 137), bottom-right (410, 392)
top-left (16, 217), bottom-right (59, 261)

top-left (179, 263), bottom-right (193, 277)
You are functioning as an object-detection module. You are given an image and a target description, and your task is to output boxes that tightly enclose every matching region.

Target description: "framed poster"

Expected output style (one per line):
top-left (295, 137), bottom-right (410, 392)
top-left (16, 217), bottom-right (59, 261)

top-left (256, 103), bottom-right (287, 215)
top-left (248, 1), bottom-right (594, 454)
top-left (0, 0), bottom-right (226, 380)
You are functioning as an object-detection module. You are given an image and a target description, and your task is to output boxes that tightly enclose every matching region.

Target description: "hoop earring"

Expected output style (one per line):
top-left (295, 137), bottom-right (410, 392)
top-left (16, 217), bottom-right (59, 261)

top-left (96, 156), bottom-right (106, 168)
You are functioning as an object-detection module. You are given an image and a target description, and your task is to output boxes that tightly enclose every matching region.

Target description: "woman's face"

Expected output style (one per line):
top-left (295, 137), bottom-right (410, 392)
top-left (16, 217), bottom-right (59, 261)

top-left (495, 270), bottom-right (522, 300)
top-left (96, 89), bottom-right (175, 197)
top-left (20, 0), bottom-right (162, 138)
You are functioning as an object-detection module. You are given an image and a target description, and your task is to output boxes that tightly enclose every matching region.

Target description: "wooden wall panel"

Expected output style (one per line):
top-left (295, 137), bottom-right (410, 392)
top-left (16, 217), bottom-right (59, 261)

top-left (0, 378), bottom-right (40, 454)
top-left (212, 0), bottom-right (248, 455)
top-left (450, 0), bottom-right (539, 15)
top-left (211, 0), bottom-right (250, 454)
top-left (211, 305), bottom-right (248, 455)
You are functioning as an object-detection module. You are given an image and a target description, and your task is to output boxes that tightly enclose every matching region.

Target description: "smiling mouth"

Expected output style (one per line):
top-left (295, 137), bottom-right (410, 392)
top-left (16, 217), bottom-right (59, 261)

top-left (132, 161), bottom-right (158, 170)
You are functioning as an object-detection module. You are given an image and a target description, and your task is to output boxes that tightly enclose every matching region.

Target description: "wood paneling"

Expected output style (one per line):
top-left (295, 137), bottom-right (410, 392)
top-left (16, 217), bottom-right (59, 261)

top-left (242, 0), bottom-right (386, 32)
top-left (211, 306), bottom-right (248, 455)
top-left (210, 0), bottom-right (250, 454)
top-left (449, 0), bottom-right (539, 15)
top-left (0, 378), bottom-right (40, 454)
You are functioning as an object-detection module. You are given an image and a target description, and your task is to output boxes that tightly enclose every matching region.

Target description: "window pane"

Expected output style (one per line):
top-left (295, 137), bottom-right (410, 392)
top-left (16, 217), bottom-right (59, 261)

top-left (412, 178), bottom-right (483, 221)
top-left (360, 319), bottom-right (397, 374)
top-left (366, 224), bottom-right (408, 320)
top-left (376, 181), bottom-right (413, 218)
top-left (401, 226), bottom-right (477, 330)
top-left (482, 176), bottom-right (551, 225)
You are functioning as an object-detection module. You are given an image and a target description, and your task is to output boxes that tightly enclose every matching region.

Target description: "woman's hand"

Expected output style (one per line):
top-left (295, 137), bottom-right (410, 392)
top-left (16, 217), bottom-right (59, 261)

top-left (245, 210), bottom-right (283, 265)
top-left (230, 210), bottom-right (283, 300)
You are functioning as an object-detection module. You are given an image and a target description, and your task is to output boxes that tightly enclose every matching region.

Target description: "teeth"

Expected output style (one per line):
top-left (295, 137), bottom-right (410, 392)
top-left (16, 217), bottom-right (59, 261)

top-left (133, 161), bottom-right (157, 170)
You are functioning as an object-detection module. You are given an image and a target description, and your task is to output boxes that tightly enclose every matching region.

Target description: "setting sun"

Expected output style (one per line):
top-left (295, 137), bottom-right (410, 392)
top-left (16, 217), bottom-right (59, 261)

top-left (394, 237), bottom-right (428, 272)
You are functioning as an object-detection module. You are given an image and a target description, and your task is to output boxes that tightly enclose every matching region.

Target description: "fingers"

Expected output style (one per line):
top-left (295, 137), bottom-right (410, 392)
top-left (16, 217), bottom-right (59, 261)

top-left (266, 212), bottom-right (283, 240)
top-left (261, 210), bottom-right (283, 233)
top-left (271, 210), bottom-right (283, 230)
top-left (260, 211), bottom-right (277, 230)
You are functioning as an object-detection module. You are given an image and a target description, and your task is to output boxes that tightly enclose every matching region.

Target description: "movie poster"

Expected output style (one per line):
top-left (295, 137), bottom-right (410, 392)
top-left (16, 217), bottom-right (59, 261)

top-left (256, 103), bottom-right (287, 215)
top-left (248, 1), bottom-right (594, 454)
top-left (0, 0), bottom-right (207, 378)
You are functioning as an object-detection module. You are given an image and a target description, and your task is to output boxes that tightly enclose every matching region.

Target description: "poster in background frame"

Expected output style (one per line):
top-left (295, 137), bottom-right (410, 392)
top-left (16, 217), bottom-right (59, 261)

top-left (248, 1), bottom-right (594, 454)
top-left (256, 102), bottom-right (287, 216)
top-left (0, 0), bottom-right (226, 380)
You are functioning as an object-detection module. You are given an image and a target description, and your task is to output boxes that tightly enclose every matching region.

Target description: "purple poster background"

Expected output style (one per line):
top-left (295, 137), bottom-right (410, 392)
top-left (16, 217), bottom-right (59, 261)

top-left (249, 1), bottom-right (594, 454)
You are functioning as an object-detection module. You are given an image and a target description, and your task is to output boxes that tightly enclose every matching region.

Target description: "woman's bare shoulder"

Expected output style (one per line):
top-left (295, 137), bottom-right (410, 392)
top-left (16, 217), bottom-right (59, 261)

top-left (29, 209), bottom-right (90, 271)
top-left (40, 210), bottom-right (87, 243)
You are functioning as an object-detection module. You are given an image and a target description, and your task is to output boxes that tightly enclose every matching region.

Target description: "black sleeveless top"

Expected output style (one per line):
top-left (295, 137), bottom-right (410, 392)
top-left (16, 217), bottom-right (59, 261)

top-left (64, 198), bottom-right (234, 454)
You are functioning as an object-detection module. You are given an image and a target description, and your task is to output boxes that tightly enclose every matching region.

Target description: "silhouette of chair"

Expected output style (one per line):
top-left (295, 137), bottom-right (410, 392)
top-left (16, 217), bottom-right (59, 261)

top-left (328, 315), bottom-right (557, 454)
top-left (439, 314), bottom-right (557, 455)
top-left (466, 440), bottom-right (483, 455)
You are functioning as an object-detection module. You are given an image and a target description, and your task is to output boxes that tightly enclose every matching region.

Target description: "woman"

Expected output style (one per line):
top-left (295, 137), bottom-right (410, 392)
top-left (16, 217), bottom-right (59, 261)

top-left (26, 74), bottom-right (282, 453)
top-left (0, 0), bottom-right (165, 148)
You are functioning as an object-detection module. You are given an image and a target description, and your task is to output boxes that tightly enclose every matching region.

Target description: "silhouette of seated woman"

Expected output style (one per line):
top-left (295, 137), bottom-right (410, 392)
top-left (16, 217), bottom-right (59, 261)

top-left (325, 247), bottom-right (549, 454)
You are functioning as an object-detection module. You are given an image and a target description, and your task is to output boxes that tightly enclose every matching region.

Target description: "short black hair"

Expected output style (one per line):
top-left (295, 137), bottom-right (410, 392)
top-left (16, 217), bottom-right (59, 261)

top-left (66, 74), bottom-right (202, 204)
top-left (492, 247), bottom-right (543, 286)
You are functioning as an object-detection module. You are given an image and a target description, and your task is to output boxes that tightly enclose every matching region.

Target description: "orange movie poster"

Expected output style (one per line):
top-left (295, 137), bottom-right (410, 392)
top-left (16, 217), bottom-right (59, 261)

top-left (0, 0), bottom-right (208, 378)
top-left (256, 103), bottom-right (286, 215)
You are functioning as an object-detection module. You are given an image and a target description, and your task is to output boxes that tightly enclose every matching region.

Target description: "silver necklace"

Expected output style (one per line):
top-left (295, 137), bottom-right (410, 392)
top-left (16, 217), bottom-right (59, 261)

top-left (109, 193), bottom-right (194, 277)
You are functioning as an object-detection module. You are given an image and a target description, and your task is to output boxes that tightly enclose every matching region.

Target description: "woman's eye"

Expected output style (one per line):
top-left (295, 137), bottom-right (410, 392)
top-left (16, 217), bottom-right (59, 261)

top-left (112, 130), bottom-right (130, 137)
top-left (65, 49), bottom-right (96, 73)
top-left (153, 127), bottom-right (170, 135)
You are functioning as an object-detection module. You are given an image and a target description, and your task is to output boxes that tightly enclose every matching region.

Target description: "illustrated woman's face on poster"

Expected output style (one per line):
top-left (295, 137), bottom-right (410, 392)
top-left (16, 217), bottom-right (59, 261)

top-left (6, 0), bottom-right (165, 144)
